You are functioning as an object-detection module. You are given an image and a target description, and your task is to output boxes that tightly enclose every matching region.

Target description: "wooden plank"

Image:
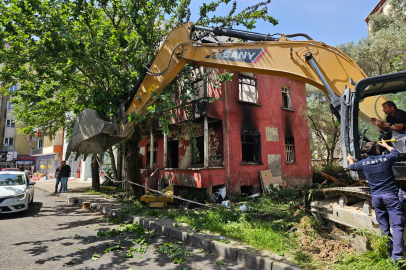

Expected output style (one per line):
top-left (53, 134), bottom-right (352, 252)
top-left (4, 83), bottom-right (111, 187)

top-left (259, 170), bottom-right (273, 193)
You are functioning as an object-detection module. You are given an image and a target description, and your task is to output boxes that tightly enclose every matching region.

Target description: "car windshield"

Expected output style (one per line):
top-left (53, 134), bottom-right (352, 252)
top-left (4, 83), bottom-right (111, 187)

top-left (0, 174), bottom-right (25, 186)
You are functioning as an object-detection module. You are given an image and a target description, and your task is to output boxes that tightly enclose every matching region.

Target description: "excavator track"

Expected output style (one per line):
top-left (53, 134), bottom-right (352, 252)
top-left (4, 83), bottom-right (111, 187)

top-left (309, 187), bottom-right (381, 233)
top-left (310, 187), bottom-right (371, 200)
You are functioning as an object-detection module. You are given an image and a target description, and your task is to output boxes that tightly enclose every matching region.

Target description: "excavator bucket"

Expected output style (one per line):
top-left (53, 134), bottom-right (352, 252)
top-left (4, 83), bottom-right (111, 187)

top-left (65, 109), bottom-right (125, 161)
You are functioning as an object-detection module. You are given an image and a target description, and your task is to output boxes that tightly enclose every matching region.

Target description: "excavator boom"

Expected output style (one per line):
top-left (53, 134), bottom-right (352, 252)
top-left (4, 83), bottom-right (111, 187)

top-left (66, 22), bottom-right (383, 159)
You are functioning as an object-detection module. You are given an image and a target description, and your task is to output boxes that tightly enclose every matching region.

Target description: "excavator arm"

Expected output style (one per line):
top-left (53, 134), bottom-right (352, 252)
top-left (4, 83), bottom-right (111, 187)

top-left (66, 22), bottom-right (384, 159)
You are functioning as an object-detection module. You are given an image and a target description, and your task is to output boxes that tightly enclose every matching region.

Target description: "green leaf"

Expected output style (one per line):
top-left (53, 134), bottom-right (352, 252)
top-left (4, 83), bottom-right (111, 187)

top-left (91, 253), bottom-right (100, 261)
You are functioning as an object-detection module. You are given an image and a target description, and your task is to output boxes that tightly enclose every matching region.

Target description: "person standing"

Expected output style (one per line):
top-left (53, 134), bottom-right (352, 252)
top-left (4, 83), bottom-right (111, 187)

top-left (54, 164), bottom-right (62, 193)
top-left (347, 140), bottom-right (404, 261)
top-left (60, 160), bottom-right (71, 193)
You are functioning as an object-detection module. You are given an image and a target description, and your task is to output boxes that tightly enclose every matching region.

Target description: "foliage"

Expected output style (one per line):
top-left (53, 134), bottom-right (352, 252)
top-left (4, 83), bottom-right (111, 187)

top-left (335, 232), bottom-right (404, 270)
top-left (338, 0), bottom-right (406, 77)
top-left (156, 242), bottom-right (193, 263)
top-left (306, 84), bottom-right (341, 164)
top-left (0, 0), bottom-right (277, 140)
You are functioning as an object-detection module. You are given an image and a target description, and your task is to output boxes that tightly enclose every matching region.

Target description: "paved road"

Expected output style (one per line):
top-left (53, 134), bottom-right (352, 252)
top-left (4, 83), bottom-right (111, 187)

top-left (0, 190), bottom-right (249, 270)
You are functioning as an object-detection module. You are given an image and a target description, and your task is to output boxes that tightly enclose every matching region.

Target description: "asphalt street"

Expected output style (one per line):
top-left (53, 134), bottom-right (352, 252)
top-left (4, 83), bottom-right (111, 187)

top-left (0, 190), bottom-right (250, 270)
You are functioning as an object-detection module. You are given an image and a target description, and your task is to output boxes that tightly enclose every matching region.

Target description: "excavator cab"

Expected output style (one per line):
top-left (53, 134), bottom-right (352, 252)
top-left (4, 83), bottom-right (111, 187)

top-left (339, 70), bottom-right (406, 180)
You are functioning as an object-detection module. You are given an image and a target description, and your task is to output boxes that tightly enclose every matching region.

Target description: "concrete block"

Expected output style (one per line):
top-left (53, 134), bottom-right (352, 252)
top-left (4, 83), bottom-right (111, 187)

top-left (141, 219), bottom-right (156, 230)
top-left (210, 240), bottom-right (239, 260)
top-left (350, 235), bottom-right (369, 255)
top-left (168, 227), bottom-right (188, 241)
top-left (154, 222), bottom-right (169, 235)
top-left (272, 261), bottom-right (301, 270)
top-left (187, 233), bottom-right (211, 250)
top-left (236, 250), bottom-right (273, 270)
top-left (132, 216), bottom-right (144, 225)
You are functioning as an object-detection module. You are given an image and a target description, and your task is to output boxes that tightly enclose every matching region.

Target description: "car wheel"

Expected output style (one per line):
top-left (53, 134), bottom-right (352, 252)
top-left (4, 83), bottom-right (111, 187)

top-left (30, 194), bottom-right (34, 204)
top-left (25, 200), bottom-right (30, 213)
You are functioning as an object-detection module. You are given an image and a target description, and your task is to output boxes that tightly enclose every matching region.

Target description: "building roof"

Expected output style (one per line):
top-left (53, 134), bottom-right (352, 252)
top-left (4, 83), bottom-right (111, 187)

top-left (365, 0), bottom-right (389, 21)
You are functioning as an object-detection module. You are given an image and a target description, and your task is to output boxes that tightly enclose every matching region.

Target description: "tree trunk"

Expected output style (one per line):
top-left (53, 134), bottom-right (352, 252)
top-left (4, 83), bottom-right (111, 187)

top-left (91, 155), bottom-right (101, 191)
top-left (124, 126), bottom-right (143, 198)
top-left (108, 147), bottom-right (119, 181)
top-left (117, 147), bottom-right (123, 182)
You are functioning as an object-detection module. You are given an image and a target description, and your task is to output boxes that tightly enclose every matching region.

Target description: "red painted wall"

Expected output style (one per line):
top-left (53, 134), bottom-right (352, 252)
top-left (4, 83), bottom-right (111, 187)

top-left (138, 71), bottom-right (312, 195)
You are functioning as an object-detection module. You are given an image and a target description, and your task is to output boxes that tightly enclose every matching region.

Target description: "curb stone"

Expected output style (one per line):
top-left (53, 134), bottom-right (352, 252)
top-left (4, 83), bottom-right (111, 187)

top-left (237, 249), bottom-right (273, 270)
top-left (37, 187), bottom-right (301, 270)
top-left (210, 240), bottom-right (239, 260)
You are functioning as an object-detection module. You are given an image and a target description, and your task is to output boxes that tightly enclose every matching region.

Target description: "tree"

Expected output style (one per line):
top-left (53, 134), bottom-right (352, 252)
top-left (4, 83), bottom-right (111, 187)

top-left (337, 0), bottom-right (406, 76)
top-left (0, 0), bottom-right (277, 193)
top-left (306, 85), bottom-right (340, 164)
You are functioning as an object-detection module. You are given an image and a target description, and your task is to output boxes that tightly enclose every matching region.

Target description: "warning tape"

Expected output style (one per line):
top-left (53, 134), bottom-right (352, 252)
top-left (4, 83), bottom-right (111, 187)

top-left (126, 180), bottom-right (216, 209)
top-left (94, 156), bottom-right (215, 209)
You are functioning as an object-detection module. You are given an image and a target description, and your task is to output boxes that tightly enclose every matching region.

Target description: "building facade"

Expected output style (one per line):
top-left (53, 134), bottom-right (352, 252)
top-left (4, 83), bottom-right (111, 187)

top-left (138, 69), bottom-right (312, 196)
top-left (365, 0), bottom-right (392, 34)
top-left (0, 88), bottom-right (36, 170)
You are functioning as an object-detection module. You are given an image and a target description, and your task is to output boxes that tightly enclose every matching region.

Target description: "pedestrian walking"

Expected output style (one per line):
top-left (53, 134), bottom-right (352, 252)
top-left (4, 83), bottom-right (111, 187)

top-left (347, 140), bottom-right (404, 262)
top-left (54, 165), bottom-right (62, 193)
top-left (60, 160), bottom-right (71, 193)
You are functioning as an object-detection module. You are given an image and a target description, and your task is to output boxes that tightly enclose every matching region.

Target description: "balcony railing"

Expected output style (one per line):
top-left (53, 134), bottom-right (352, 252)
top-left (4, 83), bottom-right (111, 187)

top-left (30, 148), bottom-right (43, 156)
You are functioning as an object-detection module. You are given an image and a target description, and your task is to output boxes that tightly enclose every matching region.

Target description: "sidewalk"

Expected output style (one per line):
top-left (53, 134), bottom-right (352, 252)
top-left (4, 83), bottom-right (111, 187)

top-left (35, 178), bottom-right (92, 193)
top-left (35, 180), bottom-right (300, 270)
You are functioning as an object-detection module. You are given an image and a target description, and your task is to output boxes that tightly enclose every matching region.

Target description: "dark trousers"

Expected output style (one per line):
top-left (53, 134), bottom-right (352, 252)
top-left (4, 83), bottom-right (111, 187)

top-left (372, 192), bottom-right (405, 260)
top-left (55, 177), bottom-right (62, 192)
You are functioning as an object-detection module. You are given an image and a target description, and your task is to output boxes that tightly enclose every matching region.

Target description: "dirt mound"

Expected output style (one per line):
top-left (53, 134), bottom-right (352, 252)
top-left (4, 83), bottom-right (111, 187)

top-left (296, 217), bottom-right (354, 261)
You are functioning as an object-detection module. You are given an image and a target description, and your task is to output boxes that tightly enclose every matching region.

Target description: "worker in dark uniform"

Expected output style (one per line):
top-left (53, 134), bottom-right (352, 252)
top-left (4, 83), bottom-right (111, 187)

top-left (370, 101), bottom-right (406, 153)
top-left (347, 140), bottom-right (404, 261)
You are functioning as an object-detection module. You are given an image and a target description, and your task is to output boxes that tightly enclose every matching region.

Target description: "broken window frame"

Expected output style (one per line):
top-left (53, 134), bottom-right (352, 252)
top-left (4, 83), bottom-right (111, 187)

top-left (188, 67), bottom-right (207, 101)
top-left (147, 143), bottom-right (158, 167)
top-left (239, 74), bottom-right (258, 104)
top-left (282, 86), bottom-right (292, 109)
top-left (241, 133), bottom-right (261, 163)
top-left (285, 137), bottom-right (295, 163)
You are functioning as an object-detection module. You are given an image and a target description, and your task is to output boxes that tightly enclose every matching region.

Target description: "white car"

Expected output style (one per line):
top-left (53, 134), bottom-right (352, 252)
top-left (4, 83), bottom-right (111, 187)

top-left (0, 171), bottom-right (35, 214)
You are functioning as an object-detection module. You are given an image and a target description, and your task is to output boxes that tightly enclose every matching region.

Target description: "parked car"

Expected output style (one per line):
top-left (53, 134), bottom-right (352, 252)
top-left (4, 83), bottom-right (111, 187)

top-left (0, 171), bottom-right (35, 214)
top-left (1, 168), bottom-right (21, 171)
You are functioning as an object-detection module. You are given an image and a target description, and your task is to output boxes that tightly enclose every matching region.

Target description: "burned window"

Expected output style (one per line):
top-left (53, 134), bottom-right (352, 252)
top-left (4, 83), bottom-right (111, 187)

top-left (147, 143), bottom-right (158, 166)
top-left (285, 138), bottom-right (295, 162)
top-left (239, 75), bottom-right (258, 103)
top-left (241, 133), bottom-right (261, 163)
top-left (191, 136), bottom-right (204, 164)
top-left (189, 67), bottom-right (206, 100)
top-left (282, 86), bottom-right (292, 109)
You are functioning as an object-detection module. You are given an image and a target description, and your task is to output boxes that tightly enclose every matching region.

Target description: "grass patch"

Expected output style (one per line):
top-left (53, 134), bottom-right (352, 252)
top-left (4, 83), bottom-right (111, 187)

top-left (101, 190), bottom-right (401, 269)
top-left (335, 232), bottom-right (405, 270)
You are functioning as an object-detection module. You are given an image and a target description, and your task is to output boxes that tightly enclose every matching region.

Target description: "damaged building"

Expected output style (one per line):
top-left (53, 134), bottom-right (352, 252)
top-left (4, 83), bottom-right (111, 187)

top-left (138, 68), bottom-right (312, 198)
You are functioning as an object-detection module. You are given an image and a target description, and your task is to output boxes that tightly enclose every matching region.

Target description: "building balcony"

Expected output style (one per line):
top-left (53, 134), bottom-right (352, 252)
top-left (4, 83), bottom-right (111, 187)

top-left (30, 147), bottom-right (43, 156)
top-left (30, 145), bottom-right (63, 156)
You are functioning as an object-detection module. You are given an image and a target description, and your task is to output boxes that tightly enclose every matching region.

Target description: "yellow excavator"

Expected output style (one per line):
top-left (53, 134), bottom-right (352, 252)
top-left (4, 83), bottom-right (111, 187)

top-left (66, 22), bottom-right (406, 232)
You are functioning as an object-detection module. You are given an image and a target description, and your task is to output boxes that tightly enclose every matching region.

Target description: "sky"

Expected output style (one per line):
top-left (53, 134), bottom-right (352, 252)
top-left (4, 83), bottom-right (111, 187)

top-left (189, 0), bottom-right (379, 46)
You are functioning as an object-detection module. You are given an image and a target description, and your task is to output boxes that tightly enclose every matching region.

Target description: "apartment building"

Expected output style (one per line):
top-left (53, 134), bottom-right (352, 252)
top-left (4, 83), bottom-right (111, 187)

top-left (137, 68), bottom-right (312, 196)
top-left (0, 85), bottom-right (36, 170)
